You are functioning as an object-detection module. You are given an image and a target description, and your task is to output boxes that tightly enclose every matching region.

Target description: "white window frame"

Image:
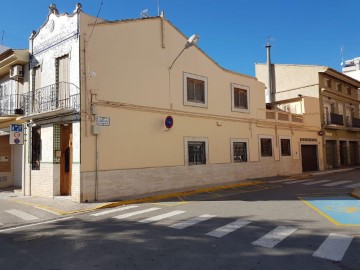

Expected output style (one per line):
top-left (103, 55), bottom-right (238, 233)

top-left (184, 137), bottom-right (209, 165)
top-left (259, 135), bottom-right (274, 159)
top-left (279, 136), bottom-right (292, 158)
top-left (230, 138), bottom-right (249, 163)
top-left (183, 72), bottom-right (208, 108)
top-left (231, 83), bottom-right (250, 113)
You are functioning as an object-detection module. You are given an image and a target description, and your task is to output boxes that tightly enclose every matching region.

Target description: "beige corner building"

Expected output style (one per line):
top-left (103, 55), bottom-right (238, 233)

top-left (17, 4), bottom-right (322, 202)
top-left (256, 63), bottom-right (360, 170)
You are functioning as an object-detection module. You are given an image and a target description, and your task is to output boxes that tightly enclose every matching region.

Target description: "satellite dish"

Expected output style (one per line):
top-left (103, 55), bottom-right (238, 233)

top-left (141, 9), bottom-right (150, 18)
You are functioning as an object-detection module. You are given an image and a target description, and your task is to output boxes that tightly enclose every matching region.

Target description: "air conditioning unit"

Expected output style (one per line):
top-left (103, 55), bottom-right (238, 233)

top-left (10, 65), bottom-right (23, 80)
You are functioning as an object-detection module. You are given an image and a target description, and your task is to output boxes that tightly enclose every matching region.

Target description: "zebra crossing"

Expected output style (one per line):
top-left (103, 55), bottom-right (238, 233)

top-left (268, 178), bottom-right (360, 188)
top-left (89, 205), bottom-right (357, 262)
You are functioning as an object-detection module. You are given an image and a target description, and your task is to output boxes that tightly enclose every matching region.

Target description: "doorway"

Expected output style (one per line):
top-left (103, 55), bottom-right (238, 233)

top-left (301, 145), bottom-right (318, 172)
top-left (339, 141), bottom-right (348, 166)
top-left (60, 124), bottom-right (72, 196)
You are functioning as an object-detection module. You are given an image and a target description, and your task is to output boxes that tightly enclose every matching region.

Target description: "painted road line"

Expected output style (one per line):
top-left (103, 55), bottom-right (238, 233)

top-left (345, 183), bottom-right (360, 188)
top-left (268, 179), bottom-right (292, 183)
top-left (303, 180), bottom-right (332, 186)
top-left (139, 210), bottom-right (186, 223)
top-left (313, 233), bottom-right (353, 261)
top-left (206, 219), bottom-right (251, 238)
top-left (0, 217), bottom-right (73, 233)
top-left (169, 214), bottom-right (217, 230)
top-left (91, 205), bottom-right (139, 217)
top-left (252, 226), bottom-right (297, 248)
top-left (5, 209), bottom-right (39, 221)
top-left (284, 179), bottom-right (314, 185)
top-left (33, 206), bottom-right (61, 216)
top-left (322, 181), bottom-right (353, 187)
top-left (113, 207), bottom-right (160, 220)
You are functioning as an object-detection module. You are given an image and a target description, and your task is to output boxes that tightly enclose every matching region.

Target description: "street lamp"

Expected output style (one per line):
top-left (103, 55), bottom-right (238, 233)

top-left (169, 34), bottom-right (200, 70)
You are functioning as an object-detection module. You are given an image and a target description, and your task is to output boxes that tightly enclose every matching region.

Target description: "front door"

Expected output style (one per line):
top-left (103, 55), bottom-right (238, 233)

top-left (301, 145), bottom-right (318, 172)
top-left (60, 124), bottom-right (72, 195)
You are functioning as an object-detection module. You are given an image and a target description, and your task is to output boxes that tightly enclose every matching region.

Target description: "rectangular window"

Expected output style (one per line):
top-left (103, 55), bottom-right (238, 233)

top-left (347, 87), bottom-right (351, 96)
top-left (234, 88), bottom-right (248, 109)
top-left (233, 142), bottom-right (247, 162)
top-left (325, 78), bottom-right (331, 88)
top-left (280, 139), bottom-right (291, 156)
top-left (336, 83), bottom-right (342, 92)
top-left (231, 83), bottom-right (250, 113)
top-left (188, 141), bottom-right (206, 165)
top-left (184, 73), bottom-right (208, 108)
top-left (31, 126), bottom-right (41, 170)
top-left (187, 78), bottom-right (205, 103)
top-left (260, 138), bottom-right (273, 157)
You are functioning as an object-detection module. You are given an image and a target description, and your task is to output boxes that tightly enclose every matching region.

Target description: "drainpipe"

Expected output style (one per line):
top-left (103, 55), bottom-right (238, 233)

top-left (95, 132), bottom-right (99, 201)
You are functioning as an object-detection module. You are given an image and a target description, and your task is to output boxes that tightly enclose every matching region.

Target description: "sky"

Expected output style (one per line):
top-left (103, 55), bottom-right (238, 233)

top-left (0, 0), bottom-right (359, 77)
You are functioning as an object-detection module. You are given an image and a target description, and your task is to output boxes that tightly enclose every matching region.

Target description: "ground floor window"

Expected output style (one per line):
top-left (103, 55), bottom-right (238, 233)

top-left (260, 137), bottom-right (273, 157)
top-left (280, 138), bottom-right (291, 156)
top-left (32, 126), bottom-right (41, 170)
top-left (188, 141), bottom-right (206, 165)
top-left (231, 139), bottom-right (248, 162)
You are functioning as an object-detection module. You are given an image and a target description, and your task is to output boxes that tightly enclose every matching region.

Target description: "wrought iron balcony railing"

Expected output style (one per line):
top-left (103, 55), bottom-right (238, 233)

top-left (351, 117), bottom-right (360, 128)
top-left (0, 94), bottom-right (25, 116)
top-left (23, 82), bottom-right (80, 116)
top-left (328, 112), bottom-right (344, 126)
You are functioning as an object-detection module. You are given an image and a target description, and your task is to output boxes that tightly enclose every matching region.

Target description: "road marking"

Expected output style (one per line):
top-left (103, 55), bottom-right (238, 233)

top-left (322, 181), bottom-right (353, 187)
top-left (206, 219), bottom-right (251, 238)
top-left (5, 209), bottom-right (39, 221)
top-left (268, 179), bottom-right (291, 183)
top-left (313, 233), bottom-right (353, 261)
top-left (113, 207), bottom-right (160, 220)
top-left (169, 214), bottom-right (216, 230)
top-left (139, 210), bottom-right (186, 223)
top-left (303, 180), bottom-right (332, 185)
top-left (284, 179), bottom-right (314, 185)
top-left (33, 206), bottom-right (61, 216)
top-left (91, 205), bottom-right (139, 217)
top-left (0, 217), bottom-right (74, 233)
top-left (252, 226), bottom-right (297, 248)
top-left (345, 183), bottom-right (360, 188)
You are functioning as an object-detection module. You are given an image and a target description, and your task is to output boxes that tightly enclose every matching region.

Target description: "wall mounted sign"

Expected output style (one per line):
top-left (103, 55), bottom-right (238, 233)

top-left (9, 124), bottom-right (24, 145)
top-left (96, 116), bottom-right (110, 126)
top-left (165, 116), bottom-right (174, 129)
top-left (318, 130), bottom-right (325, 136)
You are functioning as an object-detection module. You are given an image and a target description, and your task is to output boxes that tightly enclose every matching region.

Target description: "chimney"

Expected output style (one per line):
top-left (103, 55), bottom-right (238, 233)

top-left (266, 43), bottom-right (273, 104)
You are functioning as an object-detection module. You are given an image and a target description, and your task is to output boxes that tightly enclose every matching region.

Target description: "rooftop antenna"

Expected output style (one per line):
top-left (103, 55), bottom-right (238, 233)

top-left (157, 0), bottom-right (160, 16)
top-left (1, 30), bottom-right (4, 45)
top-left (141, 9), bottom-right (150, 18)
top-left (340, 46), bottom-right (344, 66)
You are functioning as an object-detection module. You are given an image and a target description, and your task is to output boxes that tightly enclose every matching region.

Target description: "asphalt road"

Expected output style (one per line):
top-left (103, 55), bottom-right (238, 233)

top-left (0, 169), bottom-right (359, 270)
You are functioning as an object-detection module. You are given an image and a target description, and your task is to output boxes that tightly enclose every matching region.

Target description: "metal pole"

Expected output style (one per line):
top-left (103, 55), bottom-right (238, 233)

top-left (95, 133), bottom-right (99, 201)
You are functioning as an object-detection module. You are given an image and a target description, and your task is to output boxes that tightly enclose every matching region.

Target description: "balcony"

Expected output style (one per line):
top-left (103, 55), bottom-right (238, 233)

top-left (328, 113), bottom-right (344, 126)
top-left (23, 82), bottom-right (80, 117)
top-left (0, 94), bottom-right (24, 116)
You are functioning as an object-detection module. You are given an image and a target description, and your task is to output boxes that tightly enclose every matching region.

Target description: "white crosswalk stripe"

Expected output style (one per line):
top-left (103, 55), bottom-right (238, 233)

top-left (345, 182), bottom-right (360, 188)
top-left (206, 219), bottom-right (251, 238)
top-left (322, 180), bottom-right (353, 187)
top-left (313, 233), bottom-right (353, 261)
top-left (284, 179), bottom-right (314, 185)
top-left (169, 214), bottom-right (216, 230)
top-left (113, 207), bottom-right (160, 220)
top-left (303, 180), bottom-right (332, 185)
top-left (91, 205), bottom-right (139, 217)
top-left (5, 209), bottom-right (39, 221)
top-left (139, 210), bottom-right (186, 223)
top-left (252, 226), bottom-right (297, 248)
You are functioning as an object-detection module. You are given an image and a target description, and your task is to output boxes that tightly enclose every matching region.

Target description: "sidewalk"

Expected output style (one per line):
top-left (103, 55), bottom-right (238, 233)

top-left (5, 167), bottom-right (360, 215)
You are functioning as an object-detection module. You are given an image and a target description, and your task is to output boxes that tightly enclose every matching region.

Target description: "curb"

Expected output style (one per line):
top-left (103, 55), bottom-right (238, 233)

top-left (97, 180), bottom-right (265, 209)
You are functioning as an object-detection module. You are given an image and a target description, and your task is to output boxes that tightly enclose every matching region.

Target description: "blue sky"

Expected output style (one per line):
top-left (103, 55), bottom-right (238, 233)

top-left (0, 0), bottom-right (359, 77)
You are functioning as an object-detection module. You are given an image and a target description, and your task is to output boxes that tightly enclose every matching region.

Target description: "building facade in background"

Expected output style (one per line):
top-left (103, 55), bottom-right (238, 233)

top-left (256, 64), bottom-right (360, 170)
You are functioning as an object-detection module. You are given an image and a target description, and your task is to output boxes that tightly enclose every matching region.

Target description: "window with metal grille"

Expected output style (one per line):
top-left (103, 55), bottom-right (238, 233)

top-left (233, 142), bottom-right (247, 162)
top-left (187, 78), bottom-right (205, 103)
top-left (260, 138), bottom-right (273, 157)
top-left (280, 139), bottom-right (291, 156)
top-left (31, 126), bottom-right (41, 170)
top-left (234, 88), bottom-right (248, 109)
top-left (53, 125), bottom-right (61, 163)
top-left (188, 141), bottom-right (206, 165)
